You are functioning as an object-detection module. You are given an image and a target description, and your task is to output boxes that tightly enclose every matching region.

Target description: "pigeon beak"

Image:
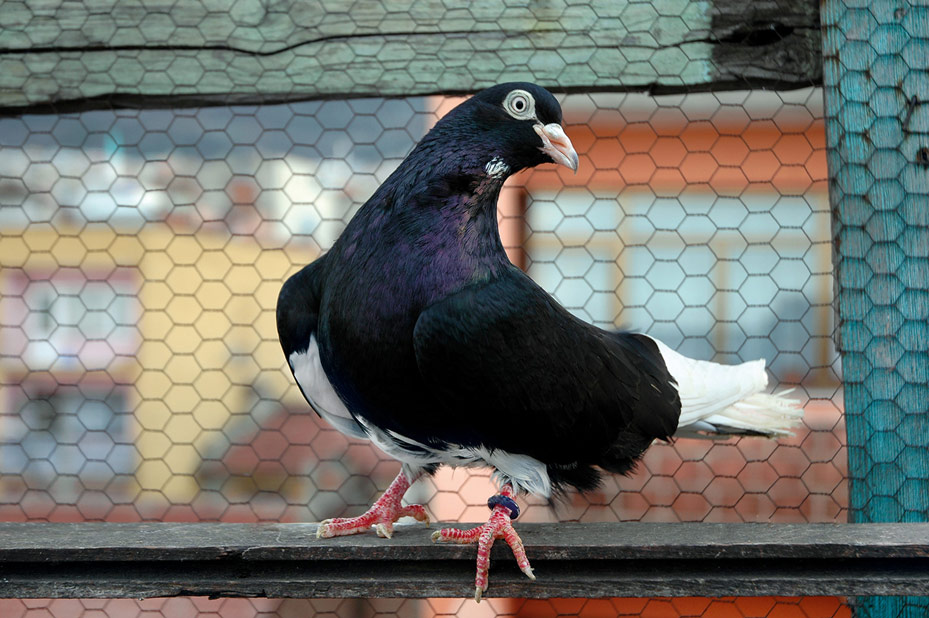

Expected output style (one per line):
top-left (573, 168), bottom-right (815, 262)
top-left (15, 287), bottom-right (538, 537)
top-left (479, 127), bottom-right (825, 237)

top-left (535, 123), bottom-right (579, 173)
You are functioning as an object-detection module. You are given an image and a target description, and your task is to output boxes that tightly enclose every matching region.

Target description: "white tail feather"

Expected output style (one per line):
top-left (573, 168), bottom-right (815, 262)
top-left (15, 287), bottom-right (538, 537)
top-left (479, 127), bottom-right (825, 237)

top-left (648, 337), bottom-right (803, 439)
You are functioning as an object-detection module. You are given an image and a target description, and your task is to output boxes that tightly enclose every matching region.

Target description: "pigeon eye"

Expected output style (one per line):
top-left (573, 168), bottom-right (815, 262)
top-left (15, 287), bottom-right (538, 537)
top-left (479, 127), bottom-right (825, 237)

top-left (504, 90), bottom-right (535, 119)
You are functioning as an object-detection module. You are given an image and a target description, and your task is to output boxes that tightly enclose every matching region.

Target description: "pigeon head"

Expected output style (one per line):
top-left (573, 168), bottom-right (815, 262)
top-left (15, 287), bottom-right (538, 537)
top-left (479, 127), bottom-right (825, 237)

top-left (425, 82), bottom-right (579, 178)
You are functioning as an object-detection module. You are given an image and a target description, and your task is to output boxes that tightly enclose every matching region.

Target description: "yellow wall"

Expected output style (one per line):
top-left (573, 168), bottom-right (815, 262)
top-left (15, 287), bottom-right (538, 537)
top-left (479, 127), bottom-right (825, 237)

top-left (1, 220), bottom-right (318, 502)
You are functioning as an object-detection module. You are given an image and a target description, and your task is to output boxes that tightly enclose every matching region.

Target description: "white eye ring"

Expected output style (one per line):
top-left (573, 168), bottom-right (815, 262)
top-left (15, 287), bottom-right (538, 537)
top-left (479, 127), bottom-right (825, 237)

top-left (504, 89), bottom-right (536, 120)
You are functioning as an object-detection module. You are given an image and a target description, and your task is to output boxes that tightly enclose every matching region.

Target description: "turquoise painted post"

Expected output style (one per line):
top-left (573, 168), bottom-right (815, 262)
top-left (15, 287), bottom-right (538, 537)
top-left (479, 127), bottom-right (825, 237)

top-left (821, 1), bottom-right (928, 616)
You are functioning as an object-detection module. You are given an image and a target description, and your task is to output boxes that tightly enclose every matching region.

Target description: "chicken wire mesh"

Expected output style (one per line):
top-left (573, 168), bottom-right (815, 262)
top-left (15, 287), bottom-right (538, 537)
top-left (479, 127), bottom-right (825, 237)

top-left (0, 86), bottom-right (848, 618)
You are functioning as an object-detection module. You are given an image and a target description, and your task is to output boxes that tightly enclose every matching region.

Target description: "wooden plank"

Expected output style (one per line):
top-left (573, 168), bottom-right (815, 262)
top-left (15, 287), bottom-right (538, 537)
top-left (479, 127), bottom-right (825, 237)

top-left (821, 0), bottom-right (929, 527)
top-left (0, 0), bottom-right (821, 112)
top-left (3, 522), bottom-right (929, 561)
top-left (1, 522), bottom-right (929, 599)
top-left (821, 0), bottom-right (929, 616)
top-left (6, 557), bottom-right (929, 600)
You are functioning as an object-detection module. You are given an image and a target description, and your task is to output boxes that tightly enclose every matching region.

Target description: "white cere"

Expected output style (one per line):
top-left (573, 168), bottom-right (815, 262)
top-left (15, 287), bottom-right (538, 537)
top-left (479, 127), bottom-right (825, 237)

top-left (503, 89), bottom-right (536, 120)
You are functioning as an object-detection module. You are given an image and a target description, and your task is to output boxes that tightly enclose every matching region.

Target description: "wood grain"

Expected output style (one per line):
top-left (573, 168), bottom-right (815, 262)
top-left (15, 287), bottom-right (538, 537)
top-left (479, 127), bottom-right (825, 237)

top-left (0, 0), bottom-right (821, 112)
top-left (1, 522), bottom-right (928, 599)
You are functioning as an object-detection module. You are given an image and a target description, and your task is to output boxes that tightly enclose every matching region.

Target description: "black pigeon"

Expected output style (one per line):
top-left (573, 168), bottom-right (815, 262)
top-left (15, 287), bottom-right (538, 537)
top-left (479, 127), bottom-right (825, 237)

top-left (277, 83), bottom-right (801, 600)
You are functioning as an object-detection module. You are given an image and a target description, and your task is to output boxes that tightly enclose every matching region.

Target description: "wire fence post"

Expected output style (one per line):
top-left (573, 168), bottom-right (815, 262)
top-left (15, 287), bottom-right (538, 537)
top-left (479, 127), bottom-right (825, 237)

top-left (821, 0), bottom-right (929, 616)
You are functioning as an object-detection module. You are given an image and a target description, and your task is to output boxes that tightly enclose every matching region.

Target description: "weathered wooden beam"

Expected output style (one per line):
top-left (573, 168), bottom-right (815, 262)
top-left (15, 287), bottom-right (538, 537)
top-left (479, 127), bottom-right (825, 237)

top-left (2, 522), bottom-right (928, 599)
top-left (821, 1), bottom-right (929, 616)
top-left (0, 0), bottom-right (821, 113)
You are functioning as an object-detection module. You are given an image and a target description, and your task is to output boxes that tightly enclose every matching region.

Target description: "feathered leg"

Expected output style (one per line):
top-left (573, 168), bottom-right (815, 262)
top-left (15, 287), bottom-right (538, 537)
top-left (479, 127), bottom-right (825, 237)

top-left (316, 469), bottom-right (429, 539)
top-left (431, 483), bottom-right (534, 602)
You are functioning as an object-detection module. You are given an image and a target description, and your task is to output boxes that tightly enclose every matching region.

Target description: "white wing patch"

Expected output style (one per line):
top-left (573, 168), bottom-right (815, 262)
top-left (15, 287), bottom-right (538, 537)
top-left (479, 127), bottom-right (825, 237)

top-left (289, 335), bottom-right (367, 439)
top-left (484, 157), bottom-right (510, 178)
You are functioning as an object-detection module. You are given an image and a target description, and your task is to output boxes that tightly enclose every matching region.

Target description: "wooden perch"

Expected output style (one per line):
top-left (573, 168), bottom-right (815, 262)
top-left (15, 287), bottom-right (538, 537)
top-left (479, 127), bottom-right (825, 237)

top-left (1, 522), bottom-right (928, 599)
top-left (0, 0), bottom-right (821, 113)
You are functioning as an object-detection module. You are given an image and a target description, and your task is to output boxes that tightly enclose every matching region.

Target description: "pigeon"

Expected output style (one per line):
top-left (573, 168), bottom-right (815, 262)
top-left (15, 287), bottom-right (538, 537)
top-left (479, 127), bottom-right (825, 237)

top-left (276, 82), bottom-right (802, 601)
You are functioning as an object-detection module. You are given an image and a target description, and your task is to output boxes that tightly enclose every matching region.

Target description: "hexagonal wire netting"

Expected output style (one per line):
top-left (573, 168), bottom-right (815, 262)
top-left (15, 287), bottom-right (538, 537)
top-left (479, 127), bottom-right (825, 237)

top-left (0, 85), bottom-right (848, 618)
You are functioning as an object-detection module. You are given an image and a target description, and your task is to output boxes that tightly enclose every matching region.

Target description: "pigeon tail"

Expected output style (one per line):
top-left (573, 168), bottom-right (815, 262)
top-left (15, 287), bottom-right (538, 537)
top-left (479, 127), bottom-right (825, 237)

top-left (647, 337), bottom-right (804, 439)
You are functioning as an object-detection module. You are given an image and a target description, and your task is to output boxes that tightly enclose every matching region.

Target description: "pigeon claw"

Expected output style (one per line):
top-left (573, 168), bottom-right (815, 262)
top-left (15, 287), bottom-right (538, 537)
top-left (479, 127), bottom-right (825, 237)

top-left (316, 516), bottom-right (371, 539)
top-left (315, 472), bottom-right (429, 540)
top-left (316, 519), bottom-right (334, 539)
top-left (432, 501), bottom-right (534, 602)
top-left (316, 504), bottom-right (429, 539)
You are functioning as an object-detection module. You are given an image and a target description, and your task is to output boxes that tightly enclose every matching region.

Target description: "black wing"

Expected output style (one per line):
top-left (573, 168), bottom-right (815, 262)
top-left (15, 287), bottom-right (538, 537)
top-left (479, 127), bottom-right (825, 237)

top-left (412, 268), bottom-right (680, 486)
top-left (277, 254), bottom-right (328, 360)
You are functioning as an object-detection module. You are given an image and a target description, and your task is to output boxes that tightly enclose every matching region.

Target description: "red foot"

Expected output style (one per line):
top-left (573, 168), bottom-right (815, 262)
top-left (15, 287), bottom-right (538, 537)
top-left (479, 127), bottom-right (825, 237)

top-left (316, 471), bottom-right (429, 539)
top-left (431, 485), bottom-right (534, 602)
